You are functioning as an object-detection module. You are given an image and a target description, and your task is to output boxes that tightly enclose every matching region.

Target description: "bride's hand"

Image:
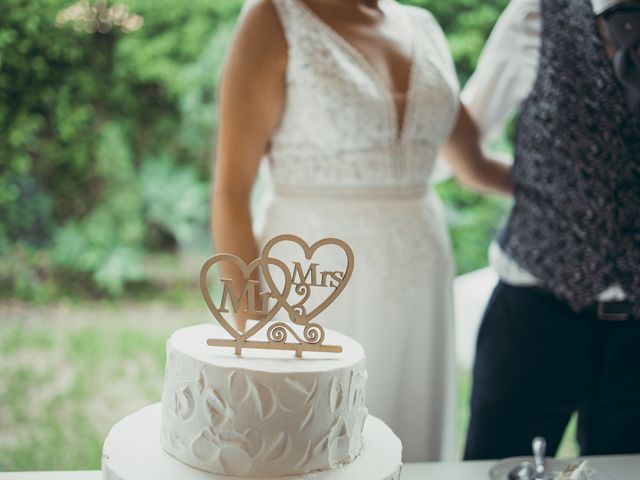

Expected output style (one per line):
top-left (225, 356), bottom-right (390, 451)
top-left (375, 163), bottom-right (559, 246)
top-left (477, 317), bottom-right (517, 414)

top-left (441, 104), bottom-right (513, 196)
top-left (236, 311), bottom-right (248, 334)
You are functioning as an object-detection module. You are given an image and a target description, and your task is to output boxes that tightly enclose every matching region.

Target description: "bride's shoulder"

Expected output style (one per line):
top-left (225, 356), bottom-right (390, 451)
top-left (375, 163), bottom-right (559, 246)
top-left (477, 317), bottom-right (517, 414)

top-left (401, 4), bottom-right (444, 34)
top-left (239, 0), bottom-right (281, 25)
top-left (401, 4), bottom-right (458, 84)
top-left (401, 5), bottom-right (450, 53)
top-left (233, 0), bottom-right (287, 51)
top-left (225, 0), bottom-right (287, 74)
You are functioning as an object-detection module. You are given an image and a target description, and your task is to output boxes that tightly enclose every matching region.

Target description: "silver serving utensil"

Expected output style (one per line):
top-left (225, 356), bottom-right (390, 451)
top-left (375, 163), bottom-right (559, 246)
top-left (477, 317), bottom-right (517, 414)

top-left (532, 436), bottom-right (552, 480)
top-left (507, 460), bottom-right (536, 480)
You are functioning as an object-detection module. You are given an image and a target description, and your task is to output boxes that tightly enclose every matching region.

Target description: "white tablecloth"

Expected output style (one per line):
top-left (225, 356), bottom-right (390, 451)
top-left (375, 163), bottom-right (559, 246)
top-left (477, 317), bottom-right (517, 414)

top-left (1, 456), bottom-right (639, 480)
top-left (402, 456), bottom-right (640, 479)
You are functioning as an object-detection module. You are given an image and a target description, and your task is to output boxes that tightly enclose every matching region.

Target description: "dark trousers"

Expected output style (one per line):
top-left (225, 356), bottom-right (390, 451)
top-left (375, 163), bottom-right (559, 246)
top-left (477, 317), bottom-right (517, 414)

top-left (463, 282), bottom-right (640, 460)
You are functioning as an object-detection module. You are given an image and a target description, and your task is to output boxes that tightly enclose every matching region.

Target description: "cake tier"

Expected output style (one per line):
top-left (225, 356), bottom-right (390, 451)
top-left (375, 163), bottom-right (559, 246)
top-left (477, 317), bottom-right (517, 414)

top-left (160, 324), bottom-right (368, 477)
top-left (104, 404), bottom-right (402, 480)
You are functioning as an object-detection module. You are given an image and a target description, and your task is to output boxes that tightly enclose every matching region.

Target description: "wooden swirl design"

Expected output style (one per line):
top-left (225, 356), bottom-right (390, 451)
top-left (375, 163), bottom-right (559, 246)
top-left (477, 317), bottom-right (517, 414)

top-left (266, 322), bottom-right (325, 346)
top-left (303, 324), bottom-right (324, 344)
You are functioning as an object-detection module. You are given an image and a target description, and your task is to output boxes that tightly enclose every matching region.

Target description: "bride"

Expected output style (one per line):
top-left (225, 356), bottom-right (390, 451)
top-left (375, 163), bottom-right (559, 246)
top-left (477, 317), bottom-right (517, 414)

top-left (211, 0), bottom-right (510, 461)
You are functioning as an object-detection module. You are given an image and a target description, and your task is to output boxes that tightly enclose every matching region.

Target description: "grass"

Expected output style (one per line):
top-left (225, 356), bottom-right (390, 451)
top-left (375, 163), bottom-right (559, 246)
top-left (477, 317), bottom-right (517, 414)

top-left (0, 300), bottom-right (205, 471)
top-left (0, 300), bottom-right (577, 472)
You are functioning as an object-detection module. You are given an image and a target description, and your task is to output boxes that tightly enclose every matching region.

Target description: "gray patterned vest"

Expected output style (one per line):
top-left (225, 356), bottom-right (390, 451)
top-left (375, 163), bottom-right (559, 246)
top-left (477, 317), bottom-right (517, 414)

top-left (498, 0), bottom-right (640, 316)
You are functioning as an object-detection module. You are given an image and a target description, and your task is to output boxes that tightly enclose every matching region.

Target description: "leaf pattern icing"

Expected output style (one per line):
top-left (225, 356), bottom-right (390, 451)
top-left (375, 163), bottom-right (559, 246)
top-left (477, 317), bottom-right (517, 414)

top-left (175, 385), bottom-right (195, 421)
top-left (329, 377), bottom-right (343, 413)
top-left (197, 367), bottom-right (207, 394)
top-left (220, 443), bottom-right (253, 476)
top-left (252, 381), bottom-right (277, 420)
top-left (295, 439), bottom-right (313, 470)
top-left (328, 417), bottom-right (350, 466)
top-left (263, 431), bottom-right (291, 462)
top-left (305, 378), bottom-right (318, 405)
top-left (206, 389), bottom-right (234, 427)
top-left (313, 434), bottom-right (328, 455)
top-left (300, 405), bottom-right (314, 431)
top-left (347, 370), bottom-right (356, 408)
top-left (279, 377), bottom-right (314, 411)
top-left (228, 370), bottom-right (250, 404)
top-left (330, 416), bottom-right (348, 439)
top-left (244, 428), bottom-right (264, 458)
top-left (191, 429), bottom-right (221, 462)
top-left (169, 429), bottom-right (185, 451)
top-left (160, 327), bottom-right (368, 477)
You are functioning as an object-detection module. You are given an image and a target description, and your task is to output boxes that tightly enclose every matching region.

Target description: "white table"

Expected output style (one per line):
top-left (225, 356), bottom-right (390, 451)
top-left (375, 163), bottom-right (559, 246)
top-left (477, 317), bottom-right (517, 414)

top-left (0, 455), bottom-right (640, 480)
top-left (402, 456), bottom-right (640, 479)
top-left (1, 456), bottom-right (639, 480)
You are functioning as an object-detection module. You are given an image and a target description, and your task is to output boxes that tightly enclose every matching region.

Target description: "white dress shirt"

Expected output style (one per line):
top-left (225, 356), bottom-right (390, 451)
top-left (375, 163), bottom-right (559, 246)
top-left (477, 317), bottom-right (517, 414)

top-left (461, 0), bottom-right (627, 301)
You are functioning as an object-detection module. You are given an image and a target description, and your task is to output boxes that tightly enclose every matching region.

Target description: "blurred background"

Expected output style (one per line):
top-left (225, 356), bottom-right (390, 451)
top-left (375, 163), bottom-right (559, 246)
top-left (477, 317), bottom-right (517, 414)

top-left (1, 0), bottom-right (567, 471)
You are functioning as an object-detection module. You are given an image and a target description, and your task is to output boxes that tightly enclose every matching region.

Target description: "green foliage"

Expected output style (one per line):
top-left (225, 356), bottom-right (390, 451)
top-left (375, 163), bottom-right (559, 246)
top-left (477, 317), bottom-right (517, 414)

top-left (1, 0), bottom-right (512, 298)
top-left (403, 0), bottom-right (509, 82)
top-left (140, 155), bottom-right (209, 247)
top-left (0, 0), bottom-right (240, 298)
top-left (437, 179), bottom-right (510, 274)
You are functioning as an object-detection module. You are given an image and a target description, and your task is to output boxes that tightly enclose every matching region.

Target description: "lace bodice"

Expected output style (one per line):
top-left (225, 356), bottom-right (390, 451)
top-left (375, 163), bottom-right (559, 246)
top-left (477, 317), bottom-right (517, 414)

top-left (267, 0), bottom-right (460, 193)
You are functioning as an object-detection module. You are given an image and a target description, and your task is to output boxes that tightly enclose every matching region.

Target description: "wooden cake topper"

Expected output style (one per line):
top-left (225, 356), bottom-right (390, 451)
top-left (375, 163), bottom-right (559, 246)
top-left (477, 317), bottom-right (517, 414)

top-left (200, 234), bottom-right (354, 357)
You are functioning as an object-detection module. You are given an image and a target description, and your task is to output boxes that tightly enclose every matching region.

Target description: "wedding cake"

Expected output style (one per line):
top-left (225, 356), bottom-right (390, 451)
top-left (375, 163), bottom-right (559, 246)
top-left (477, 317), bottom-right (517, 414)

top-left (102, 235), bottom-right (402, 479)
top-left (101, 324), bottom-right (402, 479)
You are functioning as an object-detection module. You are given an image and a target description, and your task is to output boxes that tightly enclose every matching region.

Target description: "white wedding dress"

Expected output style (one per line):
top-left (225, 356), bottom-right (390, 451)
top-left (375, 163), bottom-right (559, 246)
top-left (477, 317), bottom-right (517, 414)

top-left (253, 0), bottom-right (460, 461)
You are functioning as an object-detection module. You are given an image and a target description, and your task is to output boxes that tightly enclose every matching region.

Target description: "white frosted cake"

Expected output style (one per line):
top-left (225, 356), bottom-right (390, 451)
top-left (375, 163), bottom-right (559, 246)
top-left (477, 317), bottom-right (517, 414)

top-left (102, 324), bottom-right (402, 479)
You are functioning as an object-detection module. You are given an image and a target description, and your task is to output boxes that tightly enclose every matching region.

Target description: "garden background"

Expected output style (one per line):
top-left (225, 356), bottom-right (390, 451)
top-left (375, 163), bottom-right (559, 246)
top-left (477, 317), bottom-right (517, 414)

top-left (0, 0), bottom-right (574, 471)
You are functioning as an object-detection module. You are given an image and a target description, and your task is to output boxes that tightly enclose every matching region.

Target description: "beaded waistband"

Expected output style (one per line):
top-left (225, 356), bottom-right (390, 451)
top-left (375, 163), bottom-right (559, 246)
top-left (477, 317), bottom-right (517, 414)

top-left (272, 184), bottom-right (429, 199)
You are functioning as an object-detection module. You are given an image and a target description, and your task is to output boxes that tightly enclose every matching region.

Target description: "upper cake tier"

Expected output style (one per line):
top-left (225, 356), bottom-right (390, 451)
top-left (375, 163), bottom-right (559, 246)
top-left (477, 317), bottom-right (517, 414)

top-left (160, 324), bottom-right (368, 477)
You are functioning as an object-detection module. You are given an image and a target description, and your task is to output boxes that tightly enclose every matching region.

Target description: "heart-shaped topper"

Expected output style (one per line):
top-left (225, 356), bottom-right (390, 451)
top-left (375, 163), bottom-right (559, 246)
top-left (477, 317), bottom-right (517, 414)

top-left (200, 254), bottom-right (292, 343)
top-left (261, 234), bottom-right (354, 324)
top-left (201, 234), bottom-right (354, 357)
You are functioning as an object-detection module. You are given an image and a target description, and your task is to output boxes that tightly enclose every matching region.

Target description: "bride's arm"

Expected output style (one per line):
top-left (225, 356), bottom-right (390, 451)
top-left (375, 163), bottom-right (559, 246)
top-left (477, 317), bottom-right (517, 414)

top-left (212, 0), bottom-right (286, 332)
top-left (440, 104), bottom-right (513, 196)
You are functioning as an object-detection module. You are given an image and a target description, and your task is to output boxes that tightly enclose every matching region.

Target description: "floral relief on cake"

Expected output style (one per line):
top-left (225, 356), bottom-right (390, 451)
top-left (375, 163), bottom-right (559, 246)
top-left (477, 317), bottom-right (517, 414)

top-left (219, 442), bottom-right (253, 476)
top-left (278, 376), bottom-right (318, 411)
top-left (169, 428), bottom-right (186, 451)
top-left (350, 408), bottom-right (368, 451)
top-left (251, 381), bottom-right (277, 420)
top-left (228, 370), bottom-right (251, 403)
top-left (175, 384), bottom-right (195, 421)
top-left (329, 377), bottom-right (344, 412)
top-left (243, 428), bottom-right (265, 458)
top-left (196, 367), bottom-right (207, 394)
top-left (300, 404), bottom-right (314, 431)
top-left (348, 369), bottom-right (367, 411)
top-left (327, 416), bottom-right (350, 466)
top-left (190, 427), bottom-right (254, 476)
top-left (295, 439), bottom-right (313, 470)
top-left (191, 428), bottom-right (221, 462)
top-left (305, 414), bottom-right (352, 469)
top-left (160, 342), bottom-right (368, 477)
top-left (263, 431), bottom-right (291, 462)
top-left (206, 388), bottom-right (235, 427)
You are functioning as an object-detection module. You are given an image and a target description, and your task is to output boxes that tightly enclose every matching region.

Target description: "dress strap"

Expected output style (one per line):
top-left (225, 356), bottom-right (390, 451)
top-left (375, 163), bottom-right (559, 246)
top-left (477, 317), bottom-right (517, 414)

top-left (269, 0), bottom-right (301, 50)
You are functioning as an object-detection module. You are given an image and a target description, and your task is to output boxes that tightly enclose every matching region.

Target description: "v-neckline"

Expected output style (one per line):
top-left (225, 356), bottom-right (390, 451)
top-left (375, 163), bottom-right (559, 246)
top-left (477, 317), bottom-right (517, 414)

top-left (295, 0), bottom-right (417, 142)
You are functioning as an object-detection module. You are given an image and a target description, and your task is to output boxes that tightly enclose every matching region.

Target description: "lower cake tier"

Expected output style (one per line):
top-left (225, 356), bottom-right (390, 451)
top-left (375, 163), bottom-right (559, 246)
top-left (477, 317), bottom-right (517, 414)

top-left (102, 404), bottom-right (402, 480)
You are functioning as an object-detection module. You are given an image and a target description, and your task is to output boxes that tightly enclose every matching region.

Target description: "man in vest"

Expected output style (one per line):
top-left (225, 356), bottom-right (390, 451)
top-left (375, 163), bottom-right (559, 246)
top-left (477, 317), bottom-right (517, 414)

top-left (461, 0), bottom-right (640, 458)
